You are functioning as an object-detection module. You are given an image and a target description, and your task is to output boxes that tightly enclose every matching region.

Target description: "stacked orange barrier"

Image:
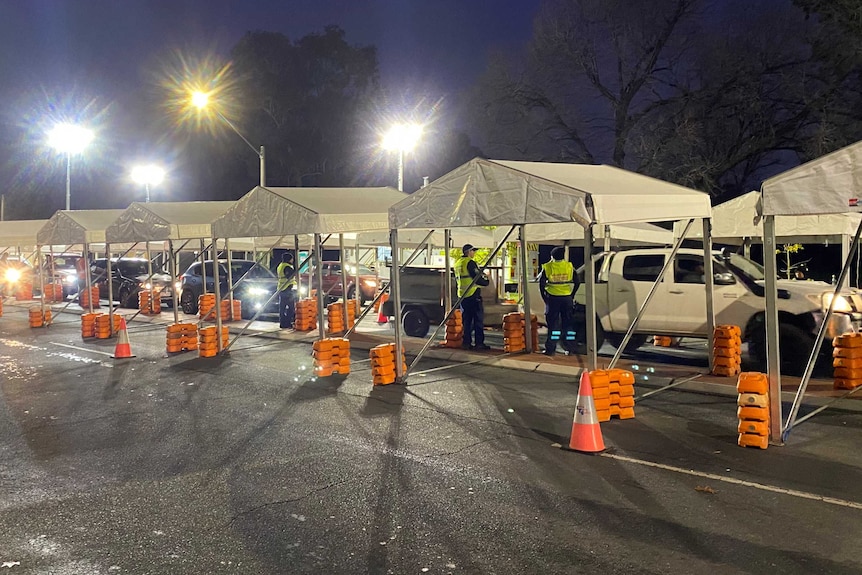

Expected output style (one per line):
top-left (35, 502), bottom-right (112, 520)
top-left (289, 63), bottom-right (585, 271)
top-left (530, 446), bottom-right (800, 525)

top-left (79, 286), bottom-right (100, 308)
top-left (138, 290), bottom-right (161, 315)
top-left (198, 325), bottom-right (228, 358)
top-left (43, 284), bottom-right (63, 302)
top-left (166, 323), bottom-right (198, 354)
top-left (653, 335), bottom-right (673, 347)
top-left (198, 294), bottom-right (216, 320)
top-left (440, 309), bottom-right (463, 348)
top-left (313, 337), bottom-right (351, 377)
top-left (712, 325), bottom-right (742, 377)
top-left (590, 369), bottom-right (636, 422)
top-left (294, 298), bottom-right (318, 331)
top-left (28, 307), bottom-right (50, 328)
top-left (95, 314), bottom-right (122, 339)
top-left (832, 332), bottom-right (862, 390)
top-left (81, 313), bottom-right (99, 338)
top-left (16, 281), bottom-right (33, 300)
top-left (228, 299), bottom-right (242, 321)
top-left (370, 343), bottom-right (406, 385)
top-left (326, 301), bottom-right (356, 334)
top-left (501, 312), bottom-right (539, 352)
top-left (737, 372), bottom-right (769, 449)
top-left (0, 297), bottom-right (4, 317)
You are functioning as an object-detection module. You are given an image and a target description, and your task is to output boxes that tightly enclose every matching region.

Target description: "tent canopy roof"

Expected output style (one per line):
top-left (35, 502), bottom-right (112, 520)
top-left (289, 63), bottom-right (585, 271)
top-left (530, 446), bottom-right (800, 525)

top-left (495, 221), bottom-right (672, 246)
top-left (388, 158), bottom-right (712, 229)
top-left (677, 191), bottom-right (862, 244)
top-left (105, 202), bottom-right (235, 243)
top-left (211, 186), bottom-right (407, 238)
top-left (0, 219), bottom-right (49, 248)
top-left (761, 141), bottom-right (862, 216)
top-left (37, 210), bottom-right (126, 245)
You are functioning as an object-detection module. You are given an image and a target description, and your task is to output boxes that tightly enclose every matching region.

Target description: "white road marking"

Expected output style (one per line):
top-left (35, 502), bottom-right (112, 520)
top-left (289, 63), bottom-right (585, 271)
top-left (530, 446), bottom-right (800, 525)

top-left (50, 342), bottom-right (114, 357)
top-left (601, 452), bottom-right (862, 511)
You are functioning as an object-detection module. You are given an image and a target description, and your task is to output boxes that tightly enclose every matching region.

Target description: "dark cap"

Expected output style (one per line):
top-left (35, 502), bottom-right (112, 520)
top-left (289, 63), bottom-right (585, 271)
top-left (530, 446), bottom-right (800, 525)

top-left (551, 246), bottom-right (565, 260)
top-left (462, 244), bottom-right (476, 255)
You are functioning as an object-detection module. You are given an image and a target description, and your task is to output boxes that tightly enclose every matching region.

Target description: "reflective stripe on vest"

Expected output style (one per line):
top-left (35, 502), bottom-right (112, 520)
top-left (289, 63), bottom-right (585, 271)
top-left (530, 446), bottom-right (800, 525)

top-left (276, 263), bottom-right (297, 291)
top-left (542, 260), bottom-right (574, 296)
top-left (455, 257), bottom-right (478, 298)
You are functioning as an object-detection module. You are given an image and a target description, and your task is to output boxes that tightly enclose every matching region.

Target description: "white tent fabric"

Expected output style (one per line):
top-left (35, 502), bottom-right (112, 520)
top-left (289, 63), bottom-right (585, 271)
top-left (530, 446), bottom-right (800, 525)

top-left (675, 191), bottom-right (862, 244)
top-left (37, 210), bottom-right (126, 245)
top-left (0, 220), bottom-right (49, 248)
top-left (761, 141), bottom-right (862, 216)
top-left (388, 158), bottom-right (712, 229)
top-left (105, 202), bottom-right (235, 243)
top-left (211, 186), bottom-right (407, 238)
top-left (357, 227), bottom-right (495, 248)
top-left (494, 221), bottom-right (672, 246)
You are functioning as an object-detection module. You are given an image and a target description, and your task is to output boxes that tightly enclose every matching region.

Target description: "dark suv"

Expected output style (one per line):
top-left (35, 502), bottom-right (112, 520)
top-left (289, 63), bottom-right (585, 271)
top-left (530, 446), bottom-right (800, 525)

top-left (91, 258), bottom-right (174, 308)
top-left (179, 260), bottom-right (279, 320)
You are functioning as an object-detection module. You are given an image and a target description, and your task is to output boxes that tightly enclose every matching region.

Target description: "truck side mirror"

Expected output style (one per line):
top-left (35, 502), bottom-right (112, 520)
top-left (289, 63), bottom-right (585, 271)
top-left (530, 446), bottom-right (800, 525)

top-left (714, 272), bottom-right (736, 285)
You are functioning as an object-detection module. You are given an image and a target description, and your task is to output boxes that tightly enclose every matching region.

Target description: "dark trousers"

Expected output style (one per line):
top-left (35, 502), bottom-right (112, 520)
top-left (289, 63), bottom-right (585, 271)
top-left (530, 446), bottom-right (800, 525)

top-left (279, 289), bottom-right (296, 328)
top-left (460, 294), bottom-right (484, 347)
top-left (545, 295), bottom-right (576, 354)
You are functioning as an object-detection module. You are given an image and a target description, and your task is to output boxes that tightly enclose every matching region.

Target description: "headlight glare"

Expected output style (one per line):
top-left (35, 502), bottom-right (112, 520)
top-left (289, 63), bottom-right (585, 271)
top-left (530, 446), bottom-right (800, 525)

top-left (823, 293), bottom-right (853, 313)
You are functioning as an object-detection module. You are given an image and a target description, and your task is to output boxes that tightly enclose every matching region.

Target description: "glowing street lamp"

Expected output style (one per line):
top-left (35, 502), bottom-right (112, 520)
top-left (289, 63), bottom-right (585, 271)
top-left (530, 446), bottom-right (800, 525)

top-left (131, 165), bottom-right (165, 203)
top-left (48, 123), bottom-right (94, 210)
top-left (382, 123), bottom-right (422, 192)
top-left (191, 90), bottom-right (265, 187)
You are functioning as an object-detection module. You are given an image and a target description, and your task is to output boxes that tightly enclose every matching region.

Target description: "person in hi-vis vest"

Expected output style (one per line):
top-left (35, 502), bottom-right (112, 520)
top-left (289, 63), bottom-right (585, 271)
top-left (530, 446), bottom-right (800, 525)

top-left (538, 247), bottom-right (578, 356)
top-left (454, 244), bottom-right (491, 350)
top-left (276, 252), bottom-right (297, 329)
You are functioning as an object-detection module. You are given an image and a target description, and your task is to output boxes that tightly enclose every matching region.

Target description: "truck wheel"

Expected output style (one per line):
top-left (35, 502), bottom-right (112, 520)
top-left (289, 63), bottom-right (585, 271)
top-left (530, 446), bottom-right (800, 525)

top-left (750, 323), bottom-right (815, 376)
top-left (605, 333), bottom-right (648, 352)
top-left (403, 308), bottom-right (429, 338)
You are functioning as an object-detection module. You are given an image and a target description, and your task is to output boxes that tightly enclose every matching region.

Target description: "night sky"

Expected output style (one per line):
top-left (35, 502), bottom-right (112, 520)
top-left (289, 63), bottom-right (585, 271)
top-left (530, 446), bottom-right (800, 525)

top-left (0, 0), bottom-right (542, 215)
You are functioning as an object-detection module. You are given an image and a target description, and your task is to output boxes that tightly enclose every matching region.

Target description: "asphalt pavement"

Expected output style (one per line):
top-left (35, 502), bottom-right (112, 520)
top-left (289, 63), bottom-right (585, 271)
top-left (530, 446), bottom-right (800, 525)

top-left (1, 305), bottom-right (862, 574)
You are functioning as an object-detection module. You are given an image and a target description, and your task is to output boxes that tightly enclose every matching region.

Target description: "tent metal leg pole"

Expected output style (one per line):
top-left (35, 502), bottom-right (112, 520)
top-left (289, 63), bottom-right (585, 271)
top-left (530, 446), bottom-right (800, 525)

top-left (340, 234), bottom-right (349, 330)
top-left (634, 374), bottom-right (702, 401)
top-left (763, 215), bottom-right (783, 443)
top-left (85, 242), bottom-right (93, 314)
top-left (609, 219), bottom-right (693, 369)
top-left (783, 218), bottom-right (862, 440)
top-left (199, 239), bottom-right (207, 299)
top-left (702, 218), bottom-right (716, 375)
top-left (226, 239), bottom-right (233, 303)
top-left (38, 245), bottom-right (45, 324)
top-left (213, 237), bottom-right (223, 353)
top-left (585, 225), bottom-right (597, 370)
top-left (406, 226), bottom-right (517, 378)
top-left (314, 234), bottom-right (326, 342)
top-left (354, 238), bottom-right (361, 313)
top-left (519, 225), bottom-right (533, 353)
top-left (170, 240), bottom-right (179, 324)
top-left (391, 229), bottom-right (405, 383)
top-left (444, 230), bottom-right (452, 313)
top-left (106, 244), bottom-right (114, 332)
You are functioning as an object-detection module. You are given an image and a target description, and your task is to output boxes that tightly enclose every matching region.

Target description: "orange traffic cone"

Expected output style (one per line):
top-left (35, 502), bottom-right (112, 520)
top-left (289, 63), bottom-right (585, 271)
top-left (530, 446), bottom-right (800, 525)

top-left (112, 317), bottom-right (136, 359)
top-left (377, 292), bottom-right (389, 324)
top-left (568, 370), bottom-right (605, 453)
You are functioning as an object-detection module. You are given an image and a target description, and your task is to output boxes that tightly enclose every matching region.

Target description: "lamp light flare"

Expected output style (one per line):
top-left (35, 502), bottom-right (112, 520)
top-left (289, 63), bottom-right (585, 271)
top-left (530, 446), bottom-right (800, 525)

top-left (131, 165), bottom-right (165, 186)
top-left (382, 123), bottom-right (423, 152)
top-left (191, 91), bottom-right (210, 109)
top-left (48, 124), bottom-right (94, 155)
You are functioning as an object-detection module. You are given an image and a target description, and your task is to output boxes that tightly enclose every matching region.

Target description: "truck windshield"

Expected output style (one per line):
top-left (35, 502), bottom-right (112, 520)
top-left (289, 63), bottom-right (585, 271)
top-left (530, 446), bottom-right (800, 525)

top-left (720, 253), bottom-right (765, 282)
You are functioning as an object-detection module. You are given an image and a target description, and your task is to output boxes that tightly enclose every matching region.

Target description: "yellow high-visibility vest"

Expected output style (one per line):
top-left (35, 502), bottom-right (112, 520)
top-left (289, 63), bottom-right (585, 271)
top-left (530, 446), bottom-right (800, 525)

top-left (276, 263), bottom-right (297, 291)
top-left (455, 257), bottom-right (478, 298)
top-left (542, 260), bottom-right (574, 296)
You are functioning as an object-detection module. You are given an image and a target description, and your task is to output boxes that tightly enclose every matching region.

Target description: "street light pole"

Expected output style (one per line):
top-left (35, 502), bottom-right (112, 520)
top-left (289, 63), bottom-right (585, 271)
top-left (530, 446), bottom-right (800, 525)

top-left (383, 123), bottom-right (422, 193)
top-left (49, 123), bottom-right (93, 211)
top-left (398, 148), bottom-right (404, 192)
top-left (131, 165), bottom-right (165, 203)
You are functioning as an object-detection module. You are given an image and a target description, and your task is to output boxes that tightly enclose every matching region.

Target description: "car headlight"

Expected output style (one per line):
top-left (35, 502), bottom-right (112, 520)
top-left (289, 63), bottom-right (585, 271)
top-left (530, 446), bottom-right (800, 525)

top-left (299, 286), bottom-right (308, 295)
top-left (248, 287), bottom-right (268, 296)
top-left (362, 279), bottom-right (377, 288)
top-left (4, 268), bottom-right (21, 283)
top-left (139, 282), bottom-right (152, 290)
top-left (821, 293), bottom-right (853, 313)
top-left (175, 282), bottom-right (182, 291)
top-left (64, 274), bottom-right (77, 284)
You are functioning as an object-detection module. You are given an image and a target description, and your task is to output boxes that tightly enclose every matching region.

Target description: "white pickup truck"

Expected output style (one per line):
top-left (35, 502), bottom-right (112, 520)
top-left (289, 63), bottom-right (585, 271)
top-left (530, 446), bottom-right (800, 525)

top-left (528, 247), bottom-right (862, 374)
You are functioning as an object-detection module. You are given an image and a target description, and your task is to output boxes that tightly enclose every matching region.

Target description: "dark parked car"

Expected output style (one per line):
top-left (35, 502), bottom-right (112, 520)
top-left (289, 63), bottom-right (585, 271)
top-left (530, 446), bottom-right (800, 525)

top-left (90, 258), bottom-right (173, 308)
top-left (179, 259), bottom-right (279, 320)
